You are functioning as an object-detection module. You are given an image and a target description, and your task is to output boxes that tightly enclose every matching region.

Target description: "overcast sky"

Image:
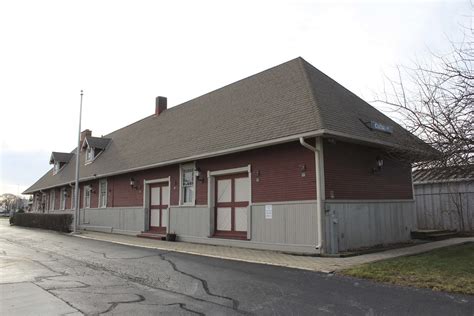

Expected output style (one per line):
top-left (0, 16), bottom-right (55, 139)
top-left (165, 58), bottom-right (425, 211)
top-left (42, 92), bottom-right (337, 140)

top-left (0, 0), bottom-right (471, 195)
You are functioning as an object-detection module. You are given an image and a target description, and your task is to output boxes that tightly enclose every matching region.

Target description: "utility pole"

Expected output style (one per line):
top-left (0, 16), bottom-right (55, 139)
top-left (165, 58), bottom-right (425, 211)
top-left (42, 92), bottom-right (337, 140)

top-left (73, 90), bottom-right (83, 233)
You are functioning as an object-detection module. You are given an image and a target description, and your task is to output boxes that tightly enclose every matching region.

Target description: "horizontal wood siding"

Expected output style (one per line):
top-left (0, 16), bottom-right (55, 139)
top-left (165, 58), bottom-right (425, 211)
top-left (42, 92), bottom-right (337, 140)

top-left (197, 141), bottom-right (316, 204)
top-left (169, 206), bottom-right (210, 238)
top-left (324, 140), bottom-right (413, 200)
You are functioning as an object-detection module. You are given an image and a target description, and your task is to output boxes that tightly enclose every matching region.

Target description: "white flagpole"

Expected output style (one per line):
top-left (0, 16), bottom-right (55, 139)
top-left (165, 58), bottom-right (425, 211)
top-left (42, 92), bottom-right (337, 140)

top-left (73, 90), bottom-right (83, 233)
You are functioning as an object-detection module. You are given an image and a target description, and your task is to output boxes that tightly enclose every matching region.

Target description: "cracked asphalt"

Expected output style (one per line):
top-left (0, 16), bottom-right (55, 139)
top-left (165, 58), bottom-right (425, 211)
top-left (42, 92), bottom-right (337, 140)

top-left (0, 220), bottom-right (472, 315)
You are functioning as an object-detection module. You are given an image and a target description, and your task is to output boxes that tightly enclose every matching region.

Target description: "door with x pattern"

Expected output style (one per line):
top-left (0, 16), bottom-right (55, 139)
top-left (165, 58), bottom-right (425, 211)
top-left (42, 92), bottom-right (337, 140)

top-left (149, 183), bottom-right (169, 234)
top-left (214, 173), bottom-right (249, 239)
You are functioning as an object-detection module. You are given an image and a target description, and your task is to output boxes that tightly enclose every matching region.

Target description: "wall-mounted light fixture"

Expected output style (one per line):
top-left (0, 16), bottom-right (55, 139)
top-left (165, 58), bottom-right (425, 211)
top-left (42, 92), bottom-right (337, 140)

top-left (194, 167), bottom-right (205, 182)
top-left (255, 170), bottom-right (261, 182)
top-left (130, 177), bottom-right (139, 190)
top-left (372, 155), bottom-right (384, 173)
top-left (299, 164), bottom-right (306, 177)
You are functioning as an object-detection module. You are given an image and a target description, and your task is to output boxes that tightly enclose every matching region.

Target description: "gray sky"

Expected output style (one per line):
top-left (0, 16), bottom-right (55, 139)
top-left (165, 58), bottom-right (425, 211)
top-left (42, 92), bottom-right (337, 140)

top-left (0, 0), bottom-right (471, 195)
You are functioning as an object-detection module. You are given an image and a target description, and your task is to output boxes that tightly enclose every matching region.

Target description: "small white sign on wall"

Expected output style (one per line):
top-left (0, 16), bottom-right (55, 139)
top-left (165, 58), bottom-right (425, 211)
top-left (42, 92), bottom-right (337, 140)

top-left (265, 205), bottom-right (272, 219)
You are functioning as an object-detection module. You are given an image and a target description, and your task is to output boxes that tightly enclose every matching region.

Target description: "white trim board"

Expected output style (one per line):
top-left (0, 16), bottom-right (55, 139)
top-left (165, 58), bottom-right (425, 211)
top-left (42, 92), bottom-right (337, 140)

top-left (208, 165), bottom-right (251, 176)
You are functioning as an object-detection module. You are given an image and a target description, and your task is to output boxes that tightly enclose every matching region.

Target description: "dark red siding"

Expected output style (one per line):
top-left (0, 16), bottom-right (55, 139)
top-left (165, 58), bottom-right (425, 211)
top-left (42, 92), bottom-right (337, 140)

top-left (106, 141), bottom-right (316, 207)
top-left (197, 141), bottom-right (317, 204)
top-left (109, 165), bottom-right (180, 207)
top-left (33, 139), bottom-right (414, 208)
top-left (323, 140), bottom-right (413, 200)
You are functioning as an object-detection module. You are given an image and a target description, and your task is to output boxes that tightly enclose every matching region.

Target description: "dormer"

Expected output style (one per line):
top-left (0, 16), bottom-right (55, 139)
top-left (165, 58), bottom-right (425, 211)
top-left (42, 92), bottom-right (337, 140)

top-left (82, 135), bottom-right (111, 164)
top-left (49, 152), bottom-right (74, 175)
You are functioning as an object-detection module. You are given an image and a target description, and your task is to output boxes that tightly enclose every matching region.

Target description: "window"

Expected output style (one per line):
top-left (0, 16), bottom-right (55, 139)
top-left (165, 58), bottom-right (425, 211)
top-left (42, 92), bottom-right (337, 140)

top-left (49, 190), bottom-right (55, 211)
top-left (180, 164), bottom-right (195, 205)
top-left (71, 185), bottom-right (76, 209)
top-left (99, 179), bottom-right (107, 208)
top-left (85, 147), bottom-right (94, 163)
top-left (53, 161), bottom-right (61, 175)
top-left (84, 186), bottom-right (91, 208)
top-left (60, 188), bottom-right (66, 210)
top-left (41, 193), bottom-right (46, 212)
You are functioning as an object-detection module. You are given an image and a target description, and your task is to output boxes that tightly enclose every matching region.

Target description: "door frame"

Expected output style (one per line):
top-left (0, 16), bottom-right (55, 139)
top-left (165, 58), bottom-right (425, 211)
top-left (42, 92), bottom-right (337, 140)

top-left (208, 165), bottom-right (252, 240)
top-left (143, 177), bottom-right (171, 233)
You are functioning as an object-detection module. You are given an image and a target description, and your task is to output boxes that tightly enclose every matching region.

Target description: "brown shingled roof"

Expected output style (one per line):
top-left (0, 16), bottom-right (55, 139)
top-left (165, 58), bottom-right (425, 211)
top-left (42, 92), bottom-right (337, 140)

top-left (24, 57), bottom-right (432, 194)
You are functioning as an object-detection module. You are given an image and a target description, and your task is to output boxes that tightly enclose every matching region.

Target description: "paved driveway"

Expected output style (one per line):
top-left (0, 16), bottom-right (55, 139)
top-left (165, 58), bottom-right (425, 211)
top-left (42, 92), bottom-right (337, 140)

top-left (0, 221), bottom-right (472, 315)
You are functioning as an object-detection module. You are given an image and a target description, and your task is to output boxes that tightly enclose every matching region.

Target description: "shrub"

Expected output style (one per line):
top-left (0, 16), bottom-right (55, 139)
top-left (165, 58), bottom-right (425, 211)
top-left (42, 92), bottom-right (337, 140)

top-left (10, 213), bottom-right (73, 232)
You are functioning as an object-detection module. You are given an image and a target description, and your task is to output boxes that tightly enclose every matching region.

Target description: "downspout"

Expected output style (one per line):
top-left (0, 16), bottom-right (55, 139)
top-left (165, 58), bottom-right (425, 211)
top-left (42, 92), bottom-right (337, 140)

top-left (299, 137), bottom-right (325, 253)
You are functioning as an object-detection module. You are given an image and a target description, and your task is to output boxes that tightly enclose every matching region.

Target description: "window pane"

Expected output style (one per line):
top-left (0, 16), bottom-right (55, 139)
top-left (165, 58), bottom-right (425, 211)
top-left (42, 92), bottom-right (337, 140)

top-left (99, 180), bottom-right (107, 207)
top-left (181, 166), bottom-right (194, 204)
top-left (183, 169), bottom-right (194, 186)
top-left (71, 187), bottom-right (76, 209)
top-left (184, 186), bottom-right (194, 203)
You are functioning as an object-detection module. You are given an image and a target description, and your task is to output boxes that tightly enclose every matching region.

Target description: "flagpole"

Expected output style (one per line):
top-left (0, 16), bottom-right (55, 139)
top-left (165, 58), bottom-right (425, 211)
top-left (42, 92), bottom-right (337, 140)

top-left (73, 90), bottom-right (83, 233)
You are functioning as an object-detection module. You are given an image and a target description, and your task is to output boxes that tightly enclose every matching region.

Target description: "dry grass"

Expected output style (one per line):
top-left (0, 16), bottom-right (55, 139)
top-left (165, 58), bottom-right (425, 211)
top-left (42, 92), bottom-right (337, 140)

top-left (342, 243), bottom-right (474, 295)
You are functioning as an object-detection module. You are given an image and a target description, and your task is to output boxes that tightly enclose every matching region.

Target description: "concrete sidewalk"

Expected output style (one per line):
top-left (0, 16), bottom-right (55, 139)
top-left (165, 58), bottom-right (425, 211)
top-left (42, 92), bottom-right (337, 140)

top-left (76, 232), bottom-right (474, 273)
top-left (0, 283), bottom-right (81, 316)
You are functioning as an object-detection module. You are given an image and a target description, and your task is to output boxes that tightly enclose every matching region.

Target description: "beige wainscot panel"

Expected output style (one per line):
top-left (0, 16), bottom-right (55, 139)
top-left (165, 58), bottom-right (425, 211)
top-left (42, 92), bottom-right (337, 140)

top-left (325, 200), bottom-right (416, 252)
top-left (169, 206), bottom-right (210, 238)
top-left (250, 202), bottom-right (318, 246)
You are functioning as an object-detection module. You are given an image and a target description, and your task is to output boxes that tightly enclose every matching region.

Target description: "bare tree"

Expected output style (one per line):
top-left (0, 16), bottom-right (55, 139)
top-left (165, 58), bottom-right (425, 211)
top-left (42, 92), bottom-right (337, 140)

top-left (376, 26), bottom-right (473, 169)
top-left (377, 19), bottom-right (474, 232)
top-left (0, 193), bottom-right (22, 212)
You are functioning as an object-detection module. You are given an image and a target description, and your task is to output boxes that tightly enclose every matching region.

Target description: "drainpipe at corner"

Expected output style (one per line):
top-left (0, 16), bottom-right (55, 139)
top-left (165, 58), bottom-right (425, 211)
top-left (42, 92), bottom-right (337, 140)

top-left (299, 137), bottom-right (325, 254)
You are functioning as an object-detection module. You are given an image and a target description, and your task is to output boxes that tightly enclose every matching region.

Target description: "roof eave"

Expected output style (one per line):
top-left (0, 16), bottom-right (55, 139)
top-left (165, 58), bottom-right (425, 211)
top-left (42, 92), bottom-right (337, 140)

top-left (23, 128), bottom-right (428, 194)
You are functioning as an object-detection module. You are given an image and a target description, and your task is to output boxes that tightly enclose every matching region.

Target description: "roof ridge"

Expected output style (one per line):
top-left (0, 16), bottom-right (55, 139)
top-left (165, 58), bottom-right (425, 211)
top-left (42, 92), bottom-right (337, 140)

top-left (297, 57), bottom-right (324, 131)
top-left (155, 57), bottom-right (306, 115)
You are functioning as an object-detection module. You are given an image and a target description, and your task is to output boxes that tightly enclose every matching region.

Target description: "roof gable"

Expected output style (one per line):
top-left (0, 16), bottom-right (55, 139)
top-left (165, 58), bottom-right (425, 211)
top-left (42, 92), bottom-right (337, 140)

top-left (82, 137), bottom-right (111, 150)
top-left (49, 152), bottom-right (74, 164)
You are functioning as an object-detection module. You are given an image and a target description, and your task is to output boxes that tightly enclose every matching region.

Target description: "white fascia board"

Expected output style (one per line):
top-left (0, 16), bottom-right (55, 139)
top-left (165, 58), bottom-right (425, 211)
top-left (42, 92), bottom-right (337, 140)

top-left (25, 128), bottom-right (421, 194)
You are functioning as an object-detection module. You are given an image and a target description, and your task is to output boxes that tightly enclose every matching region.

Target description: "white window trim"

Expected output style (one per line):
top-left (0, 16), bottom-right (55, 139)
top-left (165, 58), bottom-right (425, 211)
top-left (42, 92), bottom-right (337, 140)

top-left (70, 185), bottom-right (76, 209)
top-left (179, 162), bottom-right (196, 206)
top-left (50, 190), bottom-right (55, 211)
top-left (53, 161), bottom-right (60, 175)
top-left (85, 146), bottom-right (95, 164)
top-left (99, 179), bottom-right (107, 208)
top-left (84, 185), bottom-right (91, 209)
top-left (60, 188), bottom-right (66, 210)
